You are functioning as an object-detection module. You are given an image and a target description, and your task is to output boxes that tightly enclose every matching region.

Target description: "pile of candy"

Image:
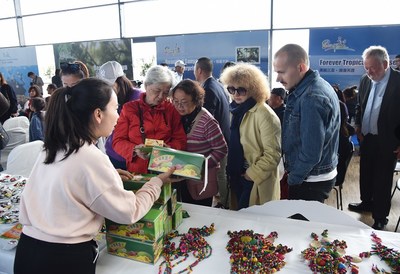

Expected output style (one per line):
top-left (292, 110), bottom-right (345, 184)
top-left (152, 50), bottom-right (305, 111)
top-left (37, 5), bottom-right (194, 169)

top-left (301, 229), bottom-right (361, 273)
top-left (359, 232), bottom-right (400, 273)
top-left (0, 174), bottom-right (26, 224)
top-left (158, 223), bottom-right (215, 274)
top-left (226, 229), bottom-right (292, 273)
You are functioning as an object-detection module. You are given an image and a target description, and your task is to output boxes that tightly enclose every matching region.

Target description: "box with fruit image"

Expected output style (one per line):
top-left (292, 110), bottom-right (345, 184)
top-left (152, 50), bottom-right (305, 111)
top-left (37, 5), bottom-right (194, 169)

top-left (105, 205), bottom-right (167, 242)
top-left (148, 147), bottom-right (205, 180)
top-left (123, 174), bottom-right (171, 205)
top-left (106, 233), bottom-right (163, 264)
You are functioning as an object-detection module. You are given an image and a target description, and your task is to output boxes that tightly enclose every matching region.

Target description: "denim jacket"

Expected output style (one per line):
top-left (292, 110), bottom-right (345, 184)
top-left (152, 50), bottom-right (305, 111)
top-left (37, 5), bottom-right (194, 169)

top-left (282, 70), bottom-right (340, 185)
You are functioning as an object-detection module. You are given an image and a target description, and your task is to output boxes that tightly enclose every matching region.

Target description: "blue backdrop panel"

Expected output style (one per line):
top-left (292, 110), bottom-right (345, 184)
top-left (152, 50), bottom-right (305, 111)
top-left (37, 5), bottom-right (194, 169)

top-left (309, 26), bottom-right (400, 89)
top-left (156, 30), bottom-right (269, 80)
top-left (0, 47), bottom-right (38, 97)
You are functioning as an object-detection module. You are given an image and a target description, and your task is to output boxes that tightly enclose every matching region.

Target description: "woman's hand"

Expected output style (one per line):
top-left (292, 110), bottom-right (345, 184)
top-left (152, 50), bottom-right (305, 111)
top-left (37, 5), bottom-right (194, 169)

top-left (116, 169), bottom-right (134, 181)
top-left (157, 167), bottom-right (178, 184)
top-left (135, 144), bottom-right (150, 160)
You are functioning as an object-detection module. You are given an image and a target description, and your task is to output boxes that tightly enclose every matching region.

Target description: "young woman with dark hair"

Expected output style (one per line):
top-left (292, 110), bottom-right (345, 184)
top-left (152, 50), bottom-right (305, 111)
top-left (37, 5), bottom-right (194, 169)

top-left (14, 78), bottom-right (175, 274)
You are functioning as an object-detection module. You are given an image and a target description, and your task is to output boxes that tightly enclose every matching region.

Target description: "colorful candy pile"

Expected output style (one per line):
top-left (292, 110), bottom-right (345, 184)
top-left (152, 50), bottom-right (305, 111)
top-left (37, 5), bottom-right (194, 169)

top-left (226, 229), bottom-right (292, 273)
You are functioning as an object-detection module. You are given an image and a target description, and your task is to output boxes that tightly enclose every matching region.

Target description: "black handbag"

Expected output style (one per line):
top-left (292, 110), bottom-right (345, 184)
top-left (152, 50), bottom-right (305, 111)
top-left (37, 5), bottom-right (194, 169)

top-left (0, 123), bottom-right (9, 150)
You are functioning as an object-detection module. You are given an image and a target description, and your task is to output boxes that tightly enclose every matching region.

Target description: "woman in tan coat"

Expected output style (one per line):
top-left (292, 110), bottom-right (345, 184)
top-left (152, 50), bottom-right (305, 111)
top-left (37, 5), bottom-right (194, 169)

top-left (219, 63), bottom-right (281, 209)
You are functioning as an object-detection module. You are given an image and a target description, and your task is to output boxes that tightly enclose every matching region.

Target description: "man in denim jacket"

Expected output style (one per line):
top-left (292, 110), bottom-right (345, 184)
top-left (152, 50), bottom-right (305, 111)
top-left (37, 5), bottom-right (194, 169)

top-left (273, 44), bottom-right (340, 202)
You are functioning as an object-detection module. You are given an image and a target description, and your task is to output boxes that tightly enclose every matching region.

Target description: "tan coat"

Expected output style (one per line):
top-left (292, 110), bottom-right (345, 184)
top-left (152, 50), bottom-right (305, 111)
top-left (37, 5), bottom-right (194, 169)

top-left (240, 102), bottom-right (282, 206)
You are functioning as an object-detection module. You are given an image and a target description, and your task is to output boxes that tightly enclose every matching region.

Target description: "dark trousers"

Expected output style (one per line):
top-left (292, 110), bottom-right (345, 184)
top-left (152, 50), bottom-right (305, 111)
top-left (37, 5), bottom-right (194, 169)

top-left (288, 177), bottom-right (336, 203)
top-left (231, 176), bottom-right (254, 210)
top-left (359, 134), bottom-right (397, 220)
top-left (14, 233), bottom-right (98, 274)
top-left (174, 181), bottom-right (213, 207)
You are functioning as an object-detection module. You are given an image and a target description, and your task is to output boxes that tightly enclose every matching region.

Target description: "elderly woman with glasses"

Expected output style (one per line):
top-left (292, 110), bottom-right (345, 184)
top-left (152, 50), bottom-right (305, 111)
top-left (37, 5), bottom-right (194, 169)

top-left (219, 63), bottom-right (281, 210)
top-left (171, 79), bottom-right (228, 206)
top-left (113, 65), bottom-right (187, 174)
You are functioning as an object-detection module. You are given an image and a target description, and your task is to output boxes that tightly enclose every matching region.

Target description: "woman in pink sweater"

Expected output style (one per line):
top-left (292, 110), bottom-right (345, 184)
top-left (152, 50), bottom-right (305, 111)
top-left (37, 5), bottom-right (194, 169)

top-left (14, 78), bottom-right (175, 274)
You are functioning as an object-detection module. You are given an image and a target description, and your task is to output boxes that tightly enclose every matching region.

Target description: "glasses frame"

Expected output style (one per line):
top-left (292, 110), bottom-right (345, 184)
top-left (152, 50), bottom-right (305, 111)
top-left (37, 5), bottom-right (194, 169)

top-left (172, 99), bottom-right (192, 108)
top-left (227, 86), bottom-right (247, 96)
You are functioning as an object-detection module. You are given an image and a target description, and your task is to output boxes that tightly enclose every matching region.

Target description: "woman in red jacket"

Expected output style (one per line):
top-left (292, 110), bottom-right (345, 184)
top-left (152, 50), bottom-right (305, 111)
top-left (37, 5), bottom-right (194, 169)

top-left (113, 65), bottom-right (187, 173)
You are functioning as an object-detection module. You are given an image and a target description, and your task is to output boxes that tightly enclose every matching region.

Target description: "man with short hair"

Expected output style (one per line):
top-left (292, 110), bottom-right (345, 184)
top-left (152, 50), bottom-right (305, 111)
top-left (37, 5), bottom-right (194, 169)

top-left (194, 57), bottom-right (231, 208)
top-left (273, 43), bottom-right (340, 203)
top-left (393, 54), bottom-right (400, 70)
top-left (348, 45), bottom-right (400, 230)
top-left (267, 87), bottom-right (286, 125)
top-left (27, 71), bottom-right (44, 93)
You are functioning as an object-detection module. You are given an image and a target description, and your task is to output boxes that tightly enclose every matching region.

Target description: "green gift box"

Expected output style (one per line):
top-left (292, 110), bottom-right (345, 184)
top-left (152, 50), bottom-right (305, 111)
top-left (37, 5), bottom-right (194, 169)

top-left (164, 215), bottom-right (173, 236)
top-left (172, 203), bottom-right (183, 230)
top-left (148, 147), bottom-right (205, 180)
top-left (123, 174), bottom-right (172, 205)
top-left (167, 188), bottom-right (177, 215)
top-left (105, 206), bottom-right (167, 242)
top-left (106, 233), bottom-right (163, 264)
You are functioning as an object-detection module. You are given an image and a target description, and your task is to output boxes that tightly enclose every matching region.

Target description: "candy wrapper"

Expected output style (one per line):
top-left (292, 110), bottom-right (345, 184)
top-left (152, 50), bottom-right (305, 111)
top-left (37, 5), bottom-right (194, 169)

top-left (0, 223), bottom-right (22, 250)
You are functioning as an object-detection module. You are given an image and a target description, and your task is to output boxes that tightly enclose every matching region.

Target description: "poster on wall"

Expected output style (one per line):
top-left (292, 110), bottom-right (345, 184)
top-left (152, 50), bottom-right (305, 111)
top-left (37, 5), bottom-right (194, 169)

top-left (156, 30), bottom-right (269, 80)
top-left (0, 46), bottom-right (38, 98)
top-left (309, 26), bottom-right (400, 89)
top-left (53, 39), bottom-right (133, 79)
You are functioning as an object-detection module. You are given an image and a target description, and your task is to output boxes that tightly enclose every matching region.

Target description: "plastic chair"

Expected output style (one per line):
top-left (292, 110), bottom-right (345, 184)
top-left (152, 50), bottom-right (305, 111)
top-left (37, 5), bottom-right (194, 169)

top-left (0, 116), bottom-right (30, 169)
top-left (3, 140), bottom-right (44, 177)
top-left (333, 140), bottom-right (355, 210)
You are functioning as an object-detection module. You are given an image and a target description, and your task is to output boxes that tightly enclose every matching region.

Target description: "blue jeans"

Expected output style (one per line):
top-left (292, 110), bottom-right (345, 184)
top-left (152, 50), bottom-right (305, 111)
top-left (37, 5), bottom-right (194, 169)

top-left (231, 176), bottom-right (254, 210)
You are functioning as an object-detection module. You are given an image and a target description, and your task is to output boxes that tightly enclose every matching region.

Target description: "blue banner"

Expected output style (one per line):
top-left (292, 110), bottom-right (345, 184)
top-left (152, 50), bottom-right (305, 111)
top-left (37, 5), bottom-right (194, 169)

top-left (309, 26), bottom-right (400, 89)
top-left (156, 30), bottom-right (269, 80)
top-left (0, 47), bottom-right (38, 97)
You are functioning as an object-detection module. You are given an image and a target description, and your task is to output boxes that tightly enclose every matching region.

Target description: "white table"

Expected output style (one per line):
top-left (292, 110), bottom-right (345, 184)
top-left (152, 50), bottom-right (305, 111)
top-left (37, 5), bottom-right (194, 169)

top-left (96, 203), bottom-right (400, 274)
top-left (0, 223), bottom-right (16, 274)
top-left (1, 202), bottom-right (398, 274)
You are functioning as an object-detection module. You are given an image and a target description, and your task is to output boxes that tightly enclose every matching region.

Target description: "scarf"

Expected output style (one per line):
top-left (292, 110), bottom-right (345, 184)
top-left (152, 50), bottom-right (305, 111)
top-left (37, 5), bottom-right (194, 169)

top-left (227, 97), bottom-right (256, 177)
top-left (181, 106), bottom-right (201, 134)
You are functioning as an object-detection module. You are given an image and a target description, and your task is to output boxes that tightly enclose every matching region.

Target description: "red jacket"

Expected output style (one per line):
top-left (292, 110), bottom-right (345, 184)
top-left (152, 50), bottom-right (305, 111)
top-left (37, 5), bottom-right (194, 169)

top-left (112, 94), bottom-right (187, 173)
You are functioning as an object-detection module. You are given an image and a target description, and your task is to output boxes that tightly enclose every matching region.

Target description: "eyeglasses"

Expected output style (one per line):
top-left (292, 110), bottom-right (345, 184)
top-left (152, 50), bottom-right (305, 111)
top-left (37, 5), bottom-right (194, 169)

top-left (172, 100), bottom-right (191, 108)
top-left (60, 62), bottom-right (81, 73)
top-left (227, 86), bottom-right (247, 96)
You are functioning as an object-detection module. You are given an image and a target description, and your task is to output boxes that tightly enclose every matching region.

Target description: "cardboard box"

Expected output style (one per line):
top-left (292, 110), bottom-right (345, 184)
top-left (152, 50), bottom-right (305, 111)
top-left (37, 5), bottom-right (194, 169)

top-left (164, 215), bottom-right (172, 236)
top-left (172, 203), bottom-right (183, 230)
top-left (106, 233), bottom-right (163, 264)
top-left (148, 147), bottom-right (205, 180)
top-left (167, 188), bottom-right (177, 215)
top-left (105, 206), bottom-right (167, 242)
top-left (123, 175), bottom-right (172, 205)
top-left (145, 138), bottom-right (164, 147)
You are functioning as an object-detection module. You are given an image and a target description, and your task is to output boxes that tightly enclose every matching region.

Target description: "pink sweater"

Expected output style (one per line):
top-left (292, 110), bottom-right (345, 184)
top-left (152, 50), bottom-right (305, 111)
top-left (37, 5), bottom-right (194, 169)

top-left (19, 143), bottom-right (162, 244)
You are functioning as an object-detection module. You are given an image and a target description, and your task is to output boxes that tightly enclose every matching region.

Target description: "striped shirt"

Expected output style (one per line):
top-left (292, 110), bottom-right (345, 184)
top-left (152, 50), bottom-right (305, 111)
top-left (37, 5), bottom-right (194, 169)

top-left (186, 108), bottom-right (228, 168)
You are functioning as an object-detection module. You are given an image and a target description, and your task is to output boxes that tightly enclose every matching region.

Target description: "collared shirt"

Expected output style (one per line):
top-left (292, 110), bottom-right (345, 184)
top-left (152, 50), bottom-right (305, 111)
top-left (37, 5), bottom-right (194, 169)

top-left (361, 69), bottom-right (390, 135)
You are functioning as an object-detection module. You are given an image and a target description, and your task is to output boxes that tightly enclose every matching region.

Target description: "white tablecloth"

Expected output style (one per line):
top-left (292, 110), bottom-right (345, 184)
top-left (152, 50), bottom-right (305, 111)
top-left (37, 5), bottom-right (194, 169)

top-left (96, 203), bottom-right (400, 274)
top-left (1, 202), bottom-right (398, 274)
top-left (0, 224), bottom-right (16, 274)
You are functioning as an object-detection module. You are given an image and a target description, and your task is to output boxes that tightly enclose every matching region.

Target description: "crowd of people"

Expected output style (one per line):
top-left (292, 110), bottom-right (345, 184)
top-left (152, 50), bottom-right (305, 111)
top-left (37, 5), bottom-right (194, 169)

top-left (0, 43), bottom-right (399, 273)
